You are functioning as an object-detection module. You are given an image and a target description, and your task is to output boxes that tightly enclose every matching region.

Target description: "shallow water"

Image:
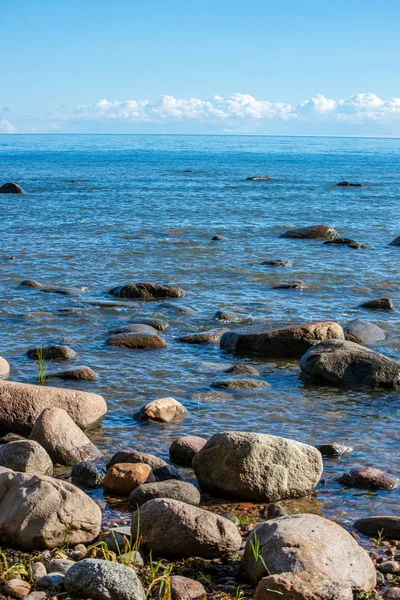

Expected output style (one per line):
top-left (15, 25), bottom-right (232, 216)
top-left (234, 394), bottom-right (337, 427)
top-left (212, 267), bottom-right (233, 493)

top-left (0, 134), bottom-right (399, 527)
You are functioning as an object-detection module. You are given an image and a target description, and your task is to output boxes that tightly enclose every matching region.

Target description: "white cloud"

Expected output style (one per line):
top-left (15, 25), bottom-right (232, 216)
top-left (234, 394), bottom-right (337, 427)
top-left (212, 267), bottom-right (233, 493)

top-left (72, 92), bottom-right (400, 125)
top-left (0, 119), bottom-right (16, 133)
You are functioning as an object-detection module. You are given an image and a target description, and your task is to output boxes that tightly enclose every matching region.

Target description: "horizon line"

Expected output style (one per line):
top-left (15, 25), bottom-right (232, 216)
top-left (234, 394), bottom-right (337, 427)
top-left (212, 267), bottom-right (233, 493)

top-left (1, 133), bottom-right (400, 140)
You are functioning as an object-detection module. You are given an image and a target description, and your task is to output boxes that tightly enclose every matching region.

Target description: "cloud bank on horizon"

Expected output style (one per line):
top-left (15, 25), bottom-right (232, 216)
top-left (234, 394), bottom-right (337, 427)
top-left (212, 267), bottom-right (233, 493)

top-left (3, 92), bottom-right (400, 134)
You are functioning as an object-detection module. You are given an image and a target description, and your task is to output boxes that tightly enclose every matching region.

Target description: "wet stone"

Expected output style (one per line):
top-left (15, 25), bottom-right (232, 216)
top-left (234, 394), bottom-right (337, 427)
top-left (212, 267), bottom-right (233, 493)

top-left (211, 378), bottom-right (269, 389)
top-left (261, 259), bottom-right (292, 267)
top-left (338, 467), bottom-right (398, 490)
top-left (360, 297), bottom-right (394, 310)
top-left (317, 443), bottom-right (353, 457)
top-left (224, 364), bottom-right (261, 376)
top-left (26, 345), bottom-right (77, 361)
top-left (71, 461), bottom-right (105, 488)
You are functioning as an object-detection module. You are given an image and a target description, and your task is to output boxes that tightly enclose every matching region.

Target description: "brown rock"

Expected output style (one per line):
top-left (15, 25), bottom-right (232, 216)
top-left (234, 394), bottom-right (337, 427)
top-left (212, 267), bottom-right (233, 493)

top-left (27, 345), bottom-right (77, 361)
top-left (20, 279), bottom-right (42, 288)
top-left (106, 332), bottom-right (167, 349)
top-left (383, 588), bottom-right (400, 599)
top-left (339, 467), bottom-right (398, 490)
top-left (129, 317), bottom-right (170, 331)
top-left (103, 463), bottom-right (156, 495)
top-left (47, 366), bottom-right (98, 381)
top-left (211, 378), bottom-right (269, 389)
top-left (170, 576), bottom-right (207, 600)
top-left (281, 225), bottom-right (339, 240)
top-left (0, 380), bottom-right (107, 435)
top-left (360, 297), bottom-right (394, 310)
top-left (224, 364), bottom-right (260, 376)
top-left (136, 397), bottom-right (188, 423)
top-left (324, 237), bottom-right (357, 245)
top-left (29, 407), bottom-right (101, 466)
top-left (169, 436), bottom-right (207, 466)
top-left (110, 283), bottom-right (186, 300)
top-left (179, 329), bottom-right (228, 344)
top-left (107, 450), bottom-right (166, 470)
top-left (2, 579), bottom-right (31, 599)
top-left (255, 572), bottom-right (352, 600)
top-left (108, 324), bottom-right (158, 336)
top-left (0, 182), bottom-right (24, 194)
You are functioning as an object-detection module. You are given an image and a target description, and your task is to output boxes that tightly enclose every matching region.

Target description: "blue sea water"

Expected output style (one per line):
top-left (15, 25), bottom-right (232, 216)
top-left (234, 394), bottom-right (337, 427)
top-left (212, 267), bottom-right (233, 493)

top-left (0, 134), bottom-right (399, 525)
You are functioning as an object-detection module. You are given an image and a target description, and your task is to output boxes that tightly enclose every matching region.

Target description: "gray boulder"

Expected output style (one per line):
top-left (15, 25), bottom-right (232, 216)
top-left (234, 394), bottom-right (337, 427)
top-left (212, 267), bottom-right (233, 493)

top-left (129, 479), bottom-right (201, 507)
top-left (300, 339), bottom-right (400, 390)
top-left (343, 320), bottom-right (386, 344)
top-left (110, 283), bottom-right (186, 300)
top-left (0, 440), bottom-right (53, 475)
top-left (242, 513), bottom-right (376, 591)
top-left (131, 498), bottom-right (242, 558)
top-left (0, 470), bottom-right (101, 550)
top-left (192, 431), bottom-right (322, 501)
top-left (64, 559), bottom-right (145, 600)
top-left (108, 324), bottom-right (158, 336)
top-left (169, 436), bottom-right (207, 466)
top-left (29, 407), bottom-right (101, 466)
top-left (221, 321), bottom-right (344, 358)
top-left (281, 225), bottom-right (339, 240)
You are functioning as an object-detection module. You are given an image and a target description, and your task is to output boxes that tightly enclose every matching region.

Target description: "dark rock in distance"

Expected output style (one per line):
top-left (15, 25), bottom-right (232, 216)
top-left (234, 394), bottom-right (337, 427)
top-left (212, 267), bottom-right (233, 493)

top-left (261, 259), bottom-right (293, 267)
top-left (324, 237), bottom-right (358, 246)
top-left (281, 225), bottom-right (339, 240)
top-left (20, 279), bottom-right (42, 288)
top-left (317, 443), bottom-right (353, 457)
top-left (273, 280), bottom-right (304, 290)
top-left (0, 182), bottom-right (25, 194)
top-left (110, 283), bottom-right (186, 300)
top-left (211, 378), bottom-right (269, 389)
top-left (246, 176), bottom-right (272, 181)
top-left (349, 243), bottom-right (371, 249)
top-left (211, 235), bottom-right (224, 241)
top-left (27, 345), bottom-right (77, 361)
top-left (360, 298), bottom-right (394, 310)
top-left (336, 181), bottom-right (363, 187)
top-left (389, 235), bottom-right (400, 246)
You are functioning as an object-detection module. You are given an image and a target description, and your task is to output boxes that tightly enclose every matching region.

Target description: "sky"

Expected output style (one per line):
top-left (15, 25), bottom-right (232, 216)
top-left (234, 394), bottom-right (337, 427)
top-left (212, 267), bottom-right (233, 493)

top-left (2, 0), bottom-right (400, 135)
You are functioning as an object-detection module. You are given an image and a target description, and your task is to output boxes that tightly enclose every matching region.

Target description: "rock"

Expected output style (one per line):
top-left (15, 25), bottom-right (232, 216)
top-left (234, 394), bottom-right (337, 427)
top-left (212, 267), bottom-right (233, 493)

top-left (317, 442), bottom-right (352, 457)
top-left (300, 339), bottom-right (400, 390)
top-left (169, 436), bottom-right (207, 466)
top-left (191, 391), bottom-right (232, 403)
top-left (213, 310), bottom-right (242, 321)
top-left (211, 378), bottom-right (269, 389)
top-left (107, 450), bottom-right (166, 470)
top-left (224, 364), bottom-right (260, 376)
top-left (129, 317), bottom-right (170, 331)
top-left (349, 243), bottom-right (370, 249)
top-left (338, 467), bottom-right (398, 490)
top-left (45, 559), bottom-right (75, 574)
top-left (32, 562), bottom-right (47, 581)
top-left (242, 513), bottom-right (376, 590)
top-left (159, 301), bottom-right (196, 315)
top-left (0, 380), bottom-right (107, 435)
top-left (360, 297), bottom-right (394, 310)
top-left (389, 235), bottom-right (400, 246)
top-left (71, 462), bottom-right (105, 488)
top-left (106, 332), bottom-right (167, 349)
top-left (130, 479), bottom-right (200, 507)
top-left (324, 237), bottom-right (358, 245)
top-left (378, 561), bottom-right (400, 574)
top-left (39, 286), bottom-right (87, 295)
top-left (384, 589), bottom-right (400, 600)
top-left (0, 182), bottom-right (25, 194)
top-left (0, 440), bottom-right (53, 475)
top-left (255, 572), bottom-right (353, 600)
top-left (47, 366), bottom-right (98, 381)
top-left (336, 181), bottom-right (362, 187)
top-left (281, 225), bottom-right (339, 240)
top-left (35, 573), bottom-right (64, 590)
top-left (221, 321), bottom-right (344, 358)
top-left (211, 235), bottom-right (224, 240)
top-left (170, 576), bottom-right (207, 600)
top-left (354, 516), bottom-right (400, 540)
top-left (0, 432), bottom-right (25, 443)
top-left (153, 464), bottom-right (182, 481)
top-left (108, 324), bottom-right (158, 335)
top-left (343, 320), bottom-right (386, 344)
top-left (273, 280), bottom-right (304, 290)
top-left (0, 470), bottom-right (101, 549)
top-left (98, 527), bottom-right (132, 553)
top-left (261, 259), bottom-right (292, 267)
top-left (64, 559), bottom-right (146, 600)
top-left (131, 498), bottom-right (242, 558)
top-left (118, 551), bottom-right (144, 567)
top-left (180, 329), bottom-right (228, 344)
top-left (0, 356), bottom-right (10, 380)
top-left (136, 397), bottom-right (188, 423)
top-left (30, 407), bottom-right (101, 466)
top-left (20, 279), bottom-right (42, 288)
top-left (26, 345), bottom-right (77, 361)
top-left (103, 463), bottom-right (156, 495)
top-left (1, 579), bottom-right (31, 599)
top-left (110, 283), bottom-right (186, 300)
top-left (192, 431), bottom-right (322, 501)
top-left (246, 176), bottom-right (272, 181)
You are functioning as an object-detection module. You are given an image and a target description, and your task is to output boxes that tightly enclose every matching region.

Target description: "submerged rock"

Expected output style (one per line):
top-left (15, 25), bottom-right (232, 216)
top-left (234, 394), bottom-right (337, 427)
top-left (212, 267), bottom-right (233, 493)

top-left (211, 235), bottom-right (224, 240)
top-left (224, 364), bottom-right (260, 376)
top-left (106, 332), bottom-right (167, 349)
top-left (135, 397), bottom-right (188, 423)
top-left (242, 513), bottom-right (376, 590)
top-left (131, 498), bottom-right (242, 558)
top-left (169, 435), bottom-right (207, 466)
top-left (343, 319), bottom-right (386, 344)
top-left (27, 345), bottom-right (77, 361)
top-left (336, 181), bottom-right (362, 187)
top-left (300, 339), bottom-right (400, 390)
top-left (317, 442), bottom-right (352, 457)
top-left (129, 479), bottom-right (201, 507)
top-left (246, 176), bottom-right (272, 181)
top-left (273, 279), bottom-right (304, 290)
top-left (129, 317), bottom-right (170, 331)
top-left (0, 440), bottom-right (53, 475)
top-left (0, 470), bottom-right (101, 550)
top-left (192, 431), bottom-right (322, 502)
top-left (0, 182), bottom-right (24, 194)
top-left (39, 286), bottom-right (87, 295)
top-left (0, 380), bottom-right (107, 435)
top-left (211, 378), bottom-right (269, 389)
top-left (338, 467), bottom-right (398, 490)
top-left (110, 282), bottom-right (186, 300)
top-left (281, 225), bottom-right (339, 240)
top-left (360, 297), bottom-right (394, 310)
top-left (354, 516), bottom-right (400, 540)
top-left (349, 242), bottom-right (370, 249)
top-left (47, 366), bottom-right (98, 381)
top-left (261, 259), bottom-right (292, 267)
top-left (179, 328), bottom-right (228, 344)
top-left (213, 309), bottom-right (243, 322)
top-left (221, 321), bottom-right (344, 358)
top-left (324, 237), bottom-right (358, 245)
top-left (20, 279), bottom-right (42, 288)
top-left (103, 463), bottom-right (155, 495)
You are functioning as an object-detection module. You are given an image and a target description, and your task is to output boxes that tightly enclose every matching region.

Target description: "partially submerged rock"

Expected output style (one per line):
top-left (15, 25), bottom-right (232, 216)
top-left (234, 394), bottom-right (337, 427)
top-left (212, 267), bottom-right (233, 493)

top-left (261, 259), bottom-right (292, 267)
top-left (192, 431), bottom-right (322, 502)
top-left (224, 364), bottom-right (260, 376)
top-left (179, 328), bottom-right (228, 344)
top-left (354, 516), bottom-right (400, 540)
top-left (47, 366), bottom-right (98, 381)
top-left (0, 380), bottom-right (107, 435)
top-left (110, 283), bottom-right (186, 300)
top-left (27, 345), bottom-right (77, 361)
top-left (129, 479), bottom-right (201, 507)
top-left (273, 280), bottom-right (304, 290)
top-left (317, 442), bottom-right (352, 458)
top-left (71, 461), bottom-right (105, 488)
top-left (106, 332), bottom-right (167, 349)
top-left (336, 181), bottom-right (362, 187)
top-left (136, 397), bottom-right (188, 423)
top-left (338, 467), bottom-right (398, 490)
top-left (246, 176), bottom-right (272, 181)
top-left (343, 320), bottom-right (386, 344)
top-left (0, 470), bottom-right (101, 550)
top-left (281, 225), bottom-right (339, 240)
top-left (0, 440), bottom-right (53, 476)
top-left (221, 321), bottom-right (344, 358)
top-left (360, 297), bottom-right (394, 310)
top-left (20, 279), bottom-right (42, 288)
top-left (29, 407), bottom-right (101, 466)
top-left (242, 513), bottom-right (376, 590)
top-left (108, 324), bottom-right (158, 336)
top-left (0, 182), bottom-right (25, 194)
top-left (324, 237), bottom-right (357, 245)
top-left (389, 235), bottom-right (400, 246)
top-left (131, 498), bottom-right (242, 558)
top-left (300, 339), bottom-right (400, 390)
top-left (129, 317), bottom-right (170, 331)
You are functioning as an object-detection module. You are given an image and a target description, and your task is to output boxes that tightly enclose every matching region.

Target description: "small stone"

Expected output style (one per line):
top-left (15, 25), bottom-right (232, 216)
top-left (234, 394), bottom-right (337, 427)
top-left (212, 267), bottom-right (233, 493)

top-left (261, 259), bottom-right (292, 267)
top-left (36, 573), bottom-right (65, 590)
top-left (170, 575), bottom-right (207, 600)
top-left (324, 237), bottom-right (358, 245)
top-left (31, 562), bottom-right (47, 581)
top-left (378, 561), bottom-right (400, 574)
top-left (169, 436), bottom-right (207, 466)
top-left (317, 443), bottom-right (353, 457)
top-left (135, 397), bottom-right (188, 423)
top-left (98, 528), bottom-right (132, 554)
top-left (26, 345), bottom-right (77, 361)
top-left (360, 298), bottom-right (394, 310)
top-left (224, 364), bottom-right (260, 376)
top-left (153, 464), bottom-right (183, 481)
top-left (211, 378), bottom-right (269, 389)
top-left (2, 579), bottom-right (31, 599)
top-left (383, 588), bottom-right (400, 599)
top-left (339, 467), bottom-right (398, 490)
top-left (103, 463), bottom-right (156, 495)
top-left (348, 243), bottom-right (370, 249)
top-left (107, 450), bottom-right (166, 470)
top-left (118, 551), bottom-right (144, 567)
top-left (71, 462), bottom-right (105, 488)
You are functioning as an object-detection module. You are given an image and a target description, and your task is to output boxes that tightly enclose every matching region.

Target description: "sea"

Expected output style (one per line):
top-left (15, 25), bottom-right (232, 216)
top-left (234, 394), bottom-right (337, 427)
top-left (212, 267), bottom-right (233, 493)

top-left (0, 134), bottom-right (399, 526)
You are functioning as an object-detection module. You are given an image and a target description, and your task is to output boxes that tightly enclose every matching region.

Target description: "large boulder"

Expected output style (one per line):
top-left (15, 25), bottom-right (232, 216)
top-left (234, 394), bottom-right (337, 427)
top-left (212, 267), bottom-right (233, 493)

top-left (281, 225), bottom-right (339, 240)
top-left (343, 320), bottom-right (386, 344)
top-left (0, 357), bottom-right (10, 380)
top-left (0, 440), bottom-right (53, 476)
top-left (131, 498), bottom-right (242, 558)
top-left (255, 572), bottom-right (353, 600)
top-left (29, 408), bottom-right (101, 466)
top-left (242, 513), bottom-right (376, 591)
top-left (110, 283), bottom-right (186, 300)
top-left (300, 339), bottom-right (400, 390)
top-left (0, 470), bottom-right (101, 550)
top-left (354, 516), bottom-right (400, 540)
top-left (0, 182), bottom-right (24, 194)
top-left (64, 559), bottom-right (145, 600)
top-left (136, 398), bottom-right (188, 423)
top-left (129, 479), bottom-right (201, 507)
top-left (220, 321), bottom-right (344, 358)
top-left (192, 432), bottom-right (322, 501)
top-left (0, 380), bottom-right (107, 435)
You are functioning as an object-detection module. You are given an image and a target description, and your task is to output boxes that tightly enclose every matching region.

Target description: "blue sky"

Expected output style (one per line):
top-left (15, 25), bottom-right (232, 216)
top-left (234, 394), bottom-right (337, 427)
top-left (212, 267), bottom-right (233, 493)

top-left (2, 0), bottom-right (400, 135)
